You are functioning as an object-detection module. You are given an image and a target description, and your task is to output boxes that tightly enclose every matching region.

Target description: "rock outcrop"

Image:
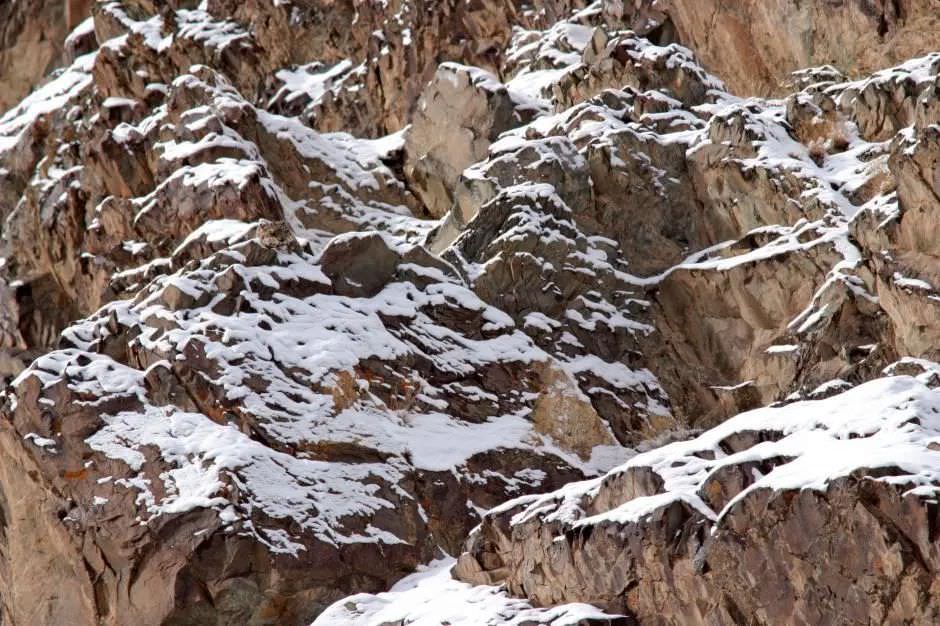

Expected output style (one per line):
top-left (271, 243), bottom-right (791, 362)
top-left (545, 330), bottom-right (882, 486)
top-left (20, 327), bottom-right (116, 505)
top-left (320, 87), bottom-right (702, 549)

top-left (0, 1), bottom-right (94, 114)
top-left (454, 373), bottom-right (940, 624)
top-left (0, 0), bottom-right (939, 624)
top-left (615, 0), bottom-right (940, 97)
top-left (2, 231), bottom-right (602, 622)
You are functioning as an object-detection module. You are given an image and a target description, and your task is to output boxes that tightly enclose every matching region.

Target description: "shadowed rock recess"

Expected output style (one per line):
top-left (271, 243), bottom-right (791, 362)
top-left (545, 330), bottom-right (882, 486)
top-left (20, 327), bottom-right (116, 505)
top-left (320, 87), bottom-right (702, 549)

top-left (0, 1), bottom-right (940, 624)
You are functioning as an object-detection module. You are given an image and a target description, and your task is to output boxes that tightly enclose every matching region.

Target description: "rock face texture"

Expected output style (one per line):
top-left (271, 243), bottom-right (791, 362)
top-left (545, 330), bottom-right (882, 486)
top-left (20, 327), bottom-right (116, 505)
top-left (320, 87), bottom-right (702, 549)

top-left (615, 0), bottom-right (940, 96)
top-left (454, 374), bottom-right (940, 624)
top-left (0, 1), bottom-right (940, 625)
top-left (0, 0), bottom-right (94, 114)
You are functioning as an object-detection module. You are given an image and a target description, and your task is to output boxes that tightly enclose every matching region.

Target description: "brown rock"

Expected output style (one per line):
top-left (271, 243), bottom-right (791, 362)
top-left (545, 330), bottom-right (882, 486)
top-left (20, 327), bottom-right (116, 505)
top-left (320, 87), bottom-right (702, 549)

top-left (404, 63), bottom-right (534, 218)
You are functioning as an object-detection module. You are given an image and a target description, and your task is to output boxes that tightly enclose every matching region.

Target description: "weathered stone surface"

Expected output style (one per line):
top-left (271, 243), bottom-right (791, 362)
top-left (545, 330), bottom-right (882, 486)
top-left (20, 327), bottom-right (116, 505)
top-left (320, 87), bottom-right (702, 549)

top-left (616, 0), bottom-right (940, 98)
top-left (455, 376), bottom-right (940, 625)
top-left (0, 1), bottom-right (94, 115)
top-left (404, 63), bottom-right (535, 218)
top-left (2, 1), bottom-right (940, 624)
top-left (1, 232), bottom-right (605, 623)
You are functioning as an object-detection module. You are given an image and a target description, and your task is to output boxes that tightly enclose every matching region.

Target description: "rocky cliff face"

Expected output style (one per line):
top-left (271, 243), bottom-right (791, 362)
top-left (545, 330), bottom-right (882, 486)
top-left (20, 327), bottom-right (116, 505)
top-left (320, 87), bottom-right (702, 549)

top-left (1, 1), bottom-right (940, 625)
top-left (0, 0), bottom-right (95, 115)
top-left (615, 0), bottom-right (940, 97)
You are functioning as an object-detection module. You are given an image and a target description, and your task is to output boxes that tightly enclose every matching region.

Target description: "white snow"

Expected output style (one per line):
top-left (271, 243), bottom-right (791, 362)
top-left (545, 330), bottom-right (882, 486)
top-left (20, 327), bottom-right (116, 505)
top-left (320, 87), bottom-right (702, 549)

top-left (893, 272), bottom-right (934, 291)
top-left (313, 558), bottom-right (623, 626)
top-left (16, 233), bottom-right (640, 552)
top-left (87, 403), bottom-right (407, 552)
top-left (500, 375), bottom-right (940, 532)
top-left (270, 59), bottom-right (355, 107)
top-left (0, 52), bottom-right (96, 154)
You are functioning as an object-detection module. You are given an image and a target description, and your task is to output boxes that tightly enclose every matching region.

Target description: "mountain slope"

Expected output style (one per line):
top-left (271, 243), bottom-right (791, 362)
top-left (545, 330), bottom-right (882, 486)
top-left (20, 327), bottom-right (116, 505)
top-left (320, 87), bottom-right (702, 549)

top-left (0, 1), bottom-right (939, 624)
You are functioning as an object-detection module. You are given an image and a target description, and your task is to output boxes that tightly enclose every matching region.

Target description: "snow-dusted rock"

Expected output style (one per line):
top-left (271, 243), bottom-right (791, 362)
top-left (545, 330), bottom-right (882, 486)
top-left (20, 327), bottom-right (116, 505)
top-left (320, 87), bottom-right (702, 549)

top-left (0, 0), bottom-right (91, 114)
top-left (455, 374), bottom-right (940, 624)
top-left (614, 0), bottom-right (940, 98)
top-left (1, 227), bottom-right (639, 622)
top-left (2, 0), bottom-right (940, 624)
top-left (315, 558), bottom-right (629, 626)
top-left (404, 63), bottom-right (537, 218)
